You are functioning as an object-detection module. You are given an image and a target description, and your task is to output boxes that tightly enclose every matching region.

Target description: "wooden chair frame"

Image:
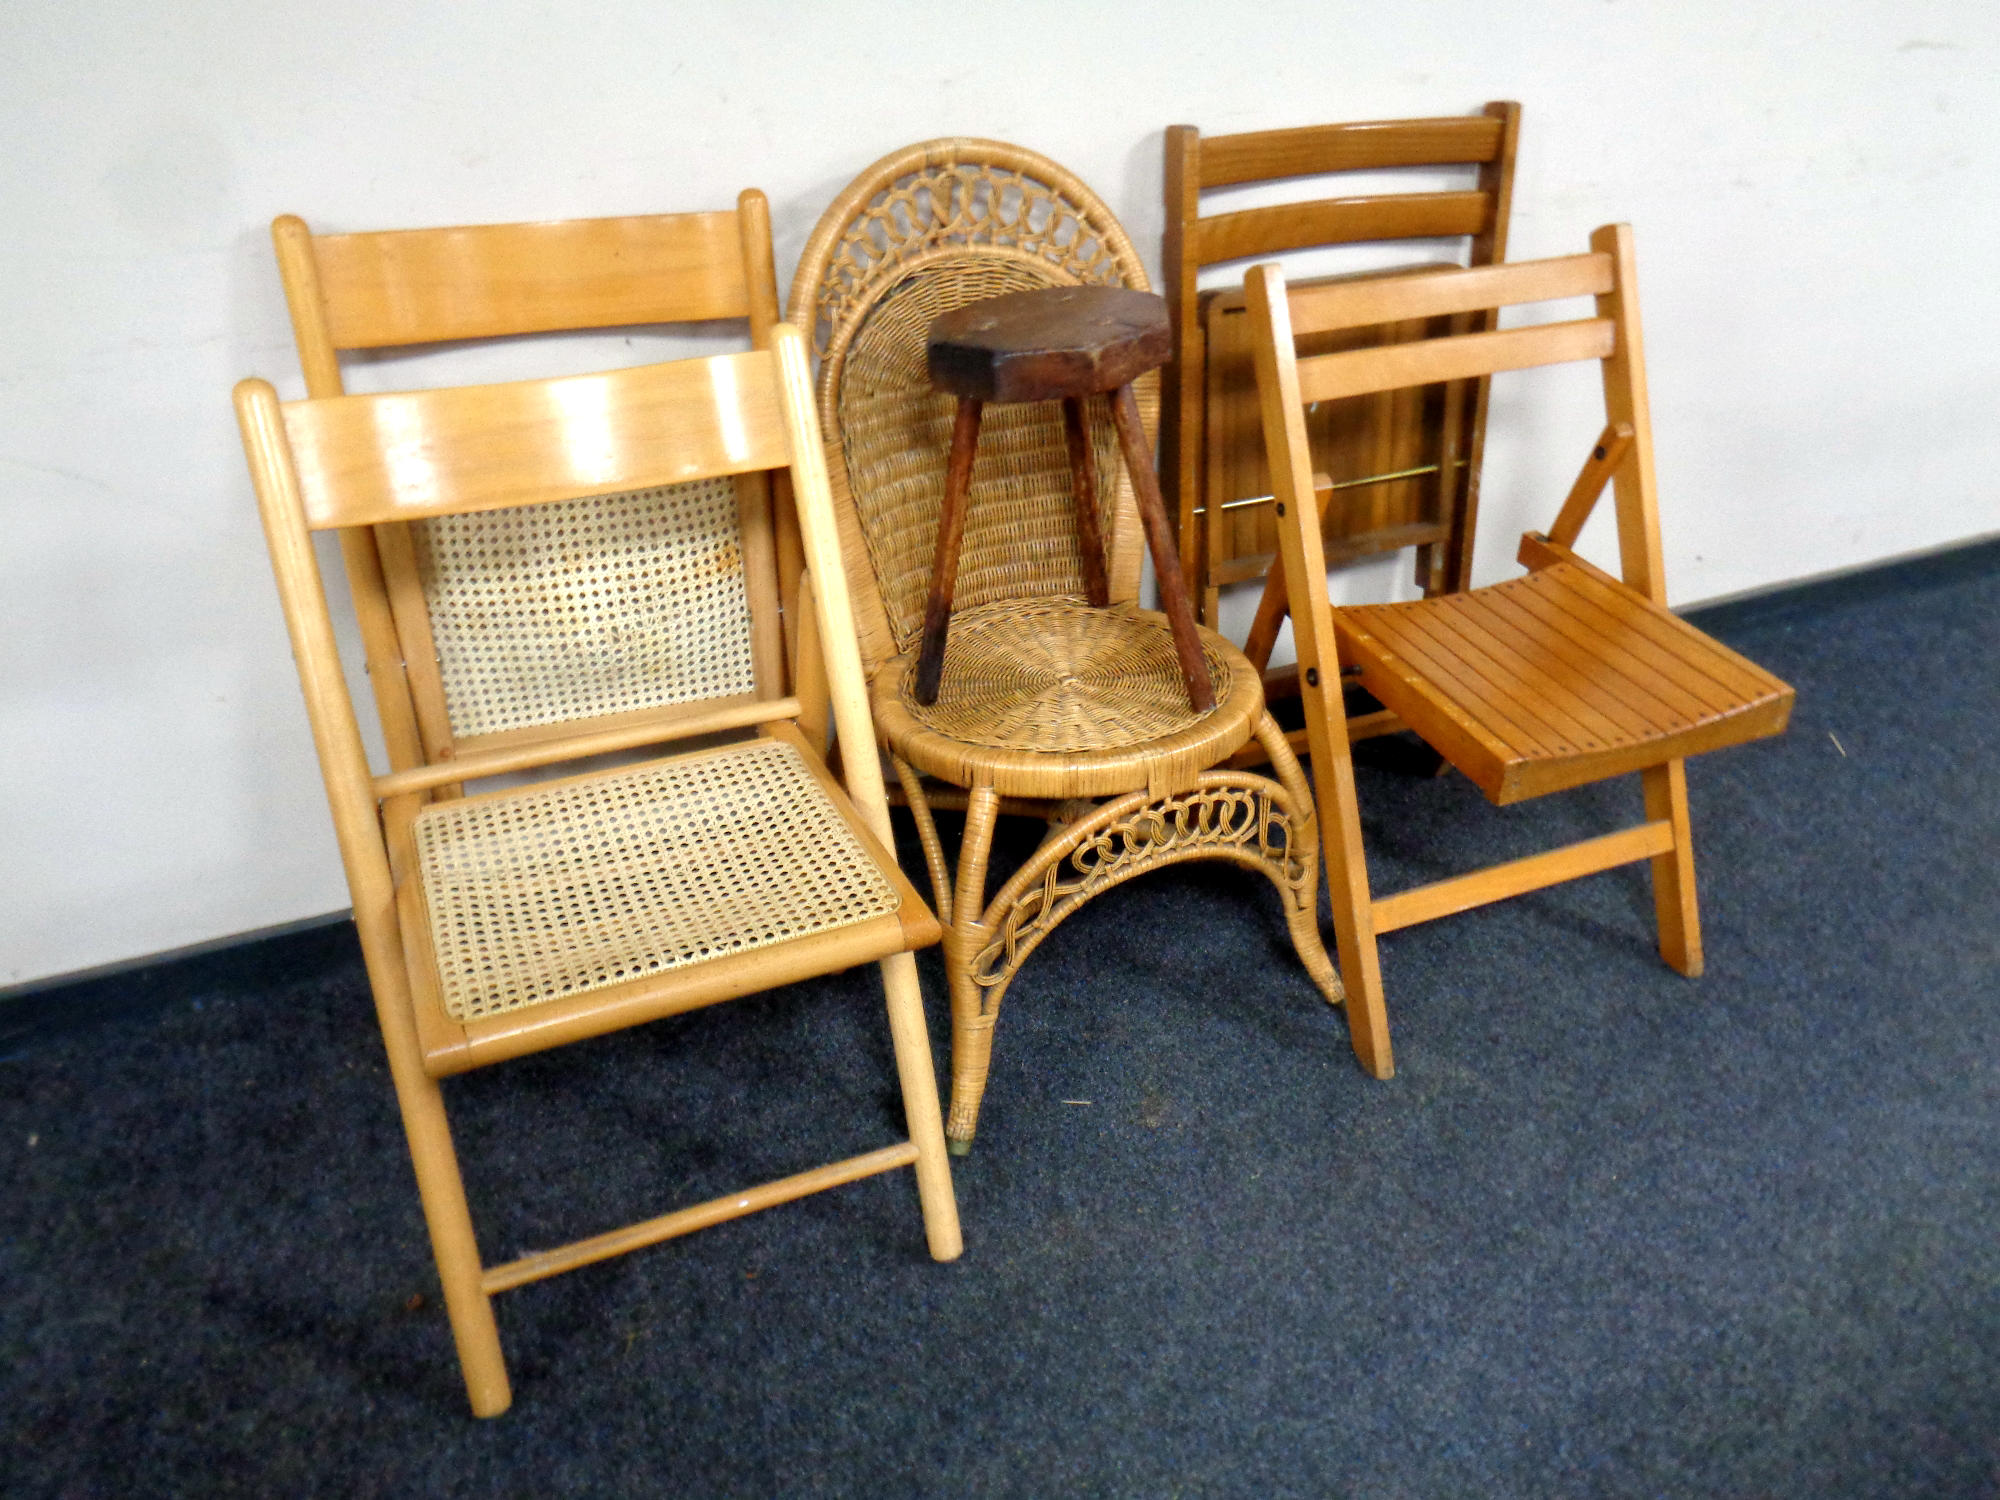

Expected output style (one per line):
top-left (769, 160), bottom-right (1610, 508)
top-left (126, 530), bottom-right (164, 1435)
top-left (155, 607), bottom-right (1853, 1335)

top-left (1249, 227), bottom-right (1794, 1077)
top-left (1164, 104), bottom-right (1521, 651)
top-left (236, 331), bottom-right (959, 1418)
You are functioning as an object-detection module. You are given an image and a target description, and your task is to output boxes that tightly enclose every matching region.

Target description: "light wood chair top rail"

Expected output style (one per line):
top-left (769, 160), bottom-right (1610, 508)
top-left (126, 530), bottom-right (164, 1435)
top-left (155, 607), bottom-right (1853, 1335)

top-left (281, 351), bottom-right (789, 529)
top-left (1196, 114), bottom-right (1510, 187)
top-left (282, 205), bottom-right (772, 350)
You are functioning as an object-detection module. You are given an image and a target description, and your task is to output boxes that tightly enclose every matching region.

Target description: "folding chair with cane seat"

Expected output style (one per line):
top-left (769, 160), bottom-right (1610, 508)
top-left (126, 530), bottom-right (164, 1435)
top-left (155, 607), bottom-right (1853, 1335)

top-left (243, 201), bottom-right (958, 1417)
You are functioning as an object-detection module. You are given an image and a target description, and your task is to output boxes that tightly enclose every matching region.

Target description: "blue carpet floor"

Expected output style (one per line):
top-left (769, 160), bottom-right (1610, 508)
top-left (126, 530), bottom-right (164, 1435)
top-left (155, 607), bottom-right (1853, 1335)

top-left (4, 543), bottom-right (1996, 1497)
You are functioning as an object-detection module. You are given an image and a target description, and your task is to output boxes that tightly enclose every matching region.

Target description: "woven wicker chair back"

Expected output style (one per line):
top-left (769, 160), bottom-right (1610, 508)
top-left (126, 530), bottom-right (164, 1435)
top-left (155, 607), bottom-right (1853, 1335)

top-left (789, 141), bottom-right (1156, 662)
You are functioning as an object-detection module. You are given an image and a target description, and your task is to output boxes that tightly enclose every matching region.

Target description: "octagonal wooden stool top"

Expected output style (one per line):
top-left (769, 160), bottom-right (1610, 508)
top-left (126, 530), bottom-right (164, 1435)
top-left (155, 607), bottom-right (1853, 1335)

top-left (915, 285), bottom-right (1213, 713)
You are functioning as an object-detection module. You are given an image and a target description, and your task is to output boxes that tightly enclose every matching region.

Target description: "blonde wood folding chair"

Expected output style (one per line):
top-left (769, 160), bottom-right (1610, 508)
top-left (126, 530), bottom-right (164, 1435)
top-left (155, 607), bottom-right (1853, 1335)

top-left (237, 320), bottom-right (959, 1414)
top-left (789, 139), bottom-right (1343, 1152)
top-left (1248, 227), bottom-right (1795, 1076)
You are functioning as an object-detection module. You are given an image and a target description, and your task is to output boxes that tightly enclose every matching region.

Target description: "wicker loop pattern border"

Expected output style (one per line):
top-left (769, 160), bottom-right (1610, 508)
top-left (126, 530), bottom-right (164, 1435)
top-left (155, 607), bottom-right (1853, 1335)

top-left (968, 773), bottom-right (1317, 1001)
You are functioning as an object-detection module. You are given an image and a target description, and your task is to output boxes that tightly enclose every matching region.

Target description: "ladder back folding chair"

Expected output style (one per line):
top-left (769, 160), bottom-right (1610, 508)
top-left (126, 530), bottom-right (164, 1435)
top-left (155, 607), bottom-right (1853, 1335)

top-left (245, 202), bottom-right (958, 1417)
top-left (1248, 227), bottom-right (1795, 1077)
top-left (789, 139), bottom-right (1344, 1152)
top-left (1165, 105), bottom-right (1520, 753)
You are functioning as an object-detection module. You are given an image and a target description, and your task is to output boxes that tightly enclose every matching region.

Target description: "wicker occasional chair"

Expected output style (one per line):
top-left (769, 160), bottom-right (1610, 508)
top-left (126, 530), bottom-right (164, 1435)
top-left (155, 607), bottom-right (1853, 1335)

top-left (788, 138), bottom-right (1345, 1152)
top-left (254, 201), bottom-right (959, 1417)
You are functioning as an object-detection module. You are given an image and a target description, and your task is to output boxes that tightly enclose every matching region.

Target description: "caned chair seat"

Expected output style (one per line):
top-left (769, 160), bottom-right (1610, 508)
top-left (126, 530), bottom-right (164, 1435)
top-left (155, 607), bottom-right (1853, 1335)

top-left (1335, 558), bottom-right (1795, 806)
top-left (407, 738), bottom-right (910, 1025)
top-left (871, 600), bottom-right (1260, 800)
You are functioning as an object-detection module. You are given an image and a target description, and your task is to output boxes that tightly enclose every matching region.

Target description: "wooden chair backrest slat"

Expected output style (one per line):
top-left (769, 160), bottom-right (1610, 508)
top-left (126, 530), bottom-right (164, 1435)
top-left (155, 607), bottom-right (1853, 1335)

top-left (1251, 224), bottom-right (1665, 608)
top-left (1193, 191), bottom-right (1493, 267)
top-left (294, 211), bottom-right (759, 350)
top-left (282, 351), bottom-right (790, 530)
top-left (1286, 253), bottom-right (1614, 336)
top-left (1296, 319), bottom-right (1617, 404)
top-left (1194, 115), bottom-right (1510, 190)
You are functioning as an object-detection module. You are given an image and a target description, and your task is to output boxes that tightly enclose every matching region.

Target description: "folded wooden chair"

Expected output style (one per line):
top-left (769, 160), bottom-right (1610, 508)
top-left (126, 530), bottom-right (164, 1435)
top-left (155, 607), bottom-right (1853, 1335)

top-left (1248, 228), bottom-right (1795, 1076)
top-left (238, 284), bottom-right (958, 1412)
top-left (789, 138), bottom-right (1344, 1152)
top-left (1165, 104), bottom-right (1521, 633)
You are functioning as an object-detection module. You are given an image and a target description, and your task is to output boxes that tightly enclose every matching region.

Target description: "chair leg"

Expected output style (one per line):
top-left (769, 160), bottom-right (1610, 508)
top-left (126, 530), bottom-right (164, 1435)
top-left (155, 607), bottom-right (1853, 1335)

top-left (1253, 713), bottom-right (1344, 1008)
top-left (892, 756), bottom-right (953, 927)
top-left (876, 950), bottom-right (964, 1261)
top-left (944, 782), bottom-right (1002, 1153)
top-left (1308, 718), bottom-right (1395, 1079)
top-left (1642, 758), bottom-right (1704, 977)
top-left (392, 1068), bottom-right (512, 1417)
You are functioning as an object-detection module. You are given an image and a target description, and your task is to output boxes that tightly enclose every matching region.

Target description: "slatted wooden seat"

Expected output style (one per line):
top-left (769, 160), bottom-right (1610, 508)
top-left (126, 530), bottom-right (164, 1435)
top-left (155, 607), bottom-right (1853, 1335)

top-left (1337, 550), bottom-right (1792, 805)
top-left (1247, 227), bottom-right (1796, 1076)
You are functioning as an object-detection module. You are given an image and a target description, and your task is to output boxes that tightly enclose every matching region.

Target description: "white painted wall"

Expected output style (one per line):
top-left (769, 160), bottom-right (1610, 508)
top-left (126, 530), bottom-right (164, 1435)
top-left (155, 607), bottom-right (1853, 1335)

top-left (3, 0), bottom-right (1995, 986)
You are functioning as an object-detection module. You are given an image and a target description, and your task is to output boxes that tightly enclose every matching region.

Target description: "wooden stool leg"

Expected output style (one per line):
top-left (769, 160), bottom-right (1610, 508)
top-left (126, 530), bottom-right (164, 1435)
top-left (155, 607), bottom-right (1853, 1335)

top-left (876, 950), bottom-right (964, 1261)
top-left (1643, 758), bottom-right (1704, 976)
top-left (1060, 396), bottom-right (1110, 606)
top-left (914, 397), bottom-right (983, 705)
top-left (1108, 383), bottom-right (1214, 713)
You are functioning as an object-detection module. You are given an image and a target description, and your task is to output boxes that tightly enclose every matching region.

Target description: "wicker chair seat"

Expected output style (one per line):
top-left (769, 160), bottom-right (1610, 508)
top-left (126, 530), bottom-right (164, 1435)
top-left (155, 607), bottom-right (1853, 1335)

top-left (407, 737), bottom-right (902, 1023)
top-left (870, 599), bottom-right (1262, 800)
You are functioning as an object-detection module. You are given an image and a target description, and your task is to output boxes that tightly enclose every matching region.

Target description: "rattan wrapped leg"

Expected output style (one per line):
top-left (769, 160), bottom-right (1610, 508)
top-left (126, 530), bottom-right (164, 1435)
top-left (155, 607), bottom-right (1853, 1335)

top-left (893, 755), bottom-right (953, 927)
top-left (944, 783), bottom-right (1003, 1152)
top-left (1252, 712), bottom-right (1344, 1008)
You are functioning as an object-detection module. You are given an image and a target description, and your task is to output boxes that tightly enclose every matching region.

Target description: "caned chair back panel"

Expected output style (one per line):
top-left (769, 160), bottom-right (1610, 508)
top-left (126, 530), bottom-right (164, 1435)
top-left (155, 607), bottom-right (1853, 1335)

top-left (1165, 104), bottom-right (1520, 612)
top-left (787, 139), bottom-right (1155, 668)
top-left (273, 197), bottom-right (787, 757)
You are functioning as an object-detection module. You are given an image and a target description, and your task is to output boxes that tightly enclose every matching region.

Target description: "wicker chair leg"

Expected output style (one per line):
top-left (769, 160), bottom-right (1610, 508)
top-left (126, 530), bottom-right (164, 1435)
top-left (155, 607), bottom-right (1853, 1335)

top-left (892, 756), bottom-right (953, 927)
top-left (944, 783), bottom-right (1003, 1152)
top-left (1252, 712), bottom-right (1344, 1007)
